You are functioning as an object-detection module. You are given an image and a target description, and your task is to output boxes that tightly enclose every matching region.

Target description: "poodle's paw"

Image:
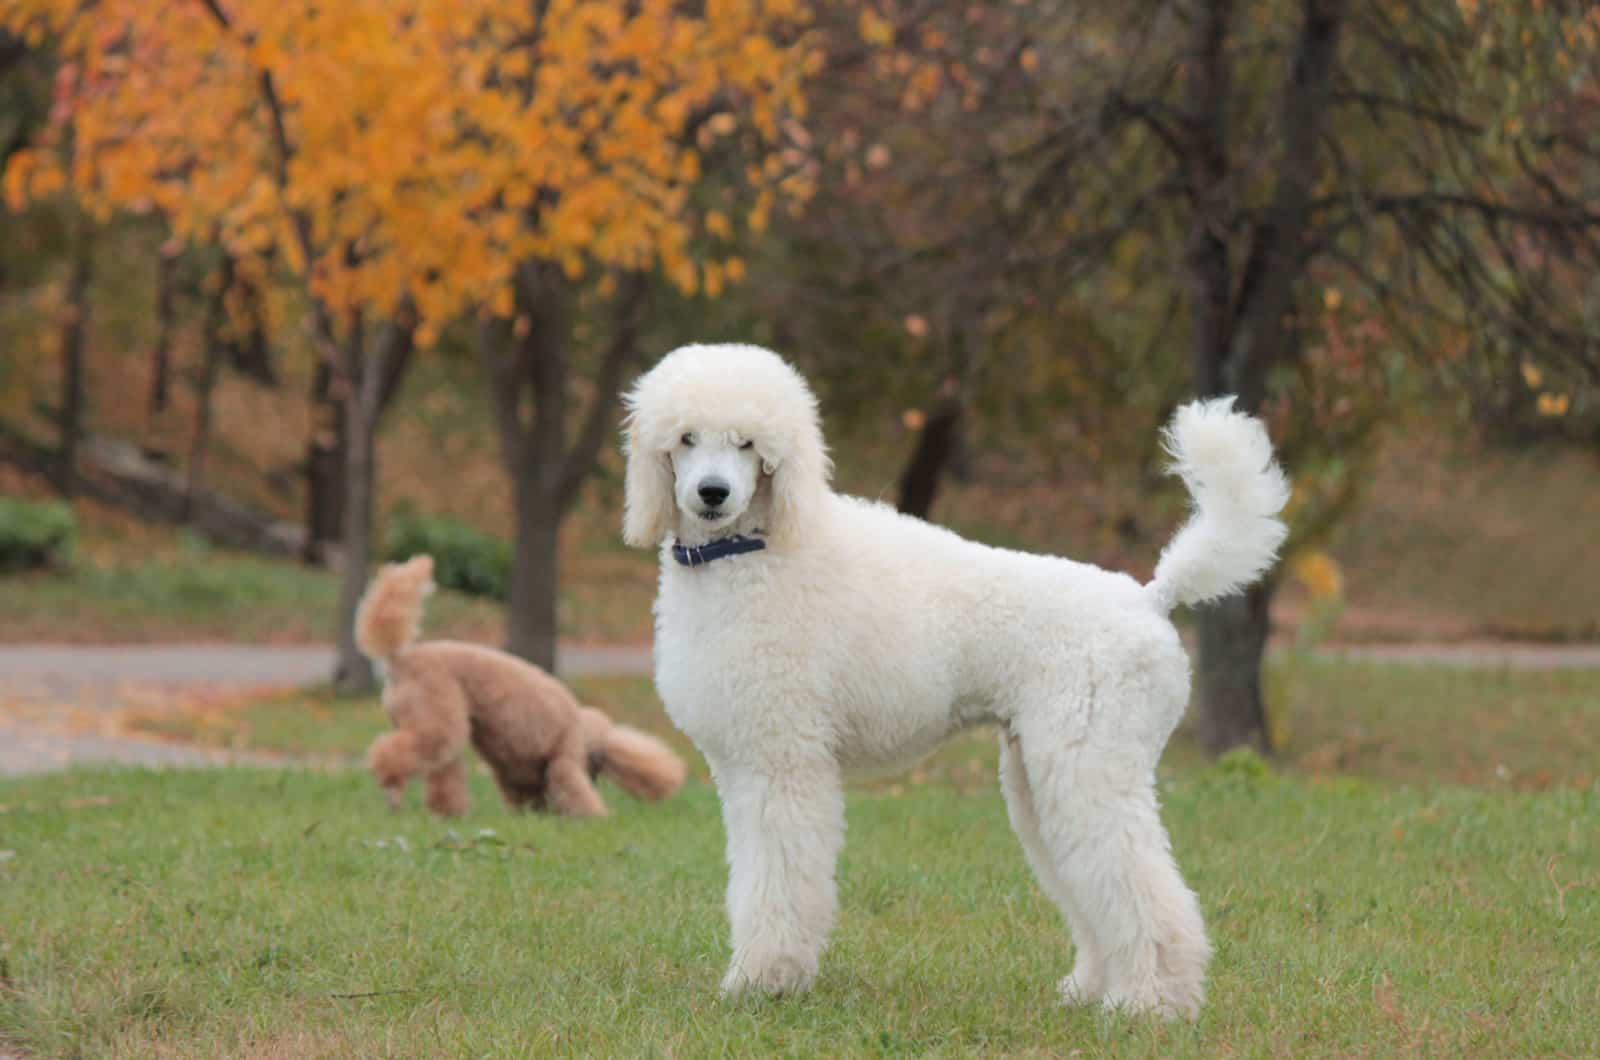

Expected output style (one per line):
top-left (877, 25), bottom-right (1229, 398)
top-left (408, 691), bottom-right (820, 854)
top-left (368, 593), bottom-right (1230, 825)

top-left (1058, 966), bottom-right (1105, 1007)
top-left (1098, 980), bottom-right (1202, 1022)
top-left (720, 952), bottom-right (817, 998)
top-left (382, 787), bottom-right (405, 812)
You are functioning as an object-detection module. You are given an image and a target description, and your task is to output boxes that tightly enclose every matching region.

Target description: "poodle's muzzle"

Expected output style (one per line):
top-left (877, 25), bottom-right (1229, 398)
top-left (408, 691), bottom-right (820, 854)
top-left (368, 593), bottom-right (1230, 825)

top-left (671, 434), bottom-right (761, 528)
top-left (697, 478), bottom-right (731, 518)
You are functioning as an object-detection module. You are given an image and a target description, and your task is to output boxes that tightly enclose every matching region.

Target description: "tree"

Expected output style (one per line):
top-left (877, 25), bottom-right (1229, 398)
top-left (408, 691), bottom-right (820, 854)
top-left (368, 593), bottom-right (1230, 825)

top-left (5, 0), bottom-right (815, 678)
top-left (819, 0), bottom-right (1600, 752)
top-left (433, 0), bottom-right (814, 667)
top-left (53, 211), bottom-right (87, 494)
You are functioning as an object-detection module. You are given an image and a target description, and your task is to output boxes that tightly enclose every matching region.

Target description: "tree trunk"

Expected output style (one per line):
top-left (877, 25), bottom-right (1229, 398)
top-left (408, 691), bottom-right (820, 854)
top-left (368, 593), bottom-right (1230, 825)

top-left (148, 242), bottom-right (177, 415)
top-left (332, 390), bottom-right (377, 693)
top-left (185, 255), bottom-right (234, 516)
top-left (329, 308), bottom-right (414, 693)
top-left (505, 473), bottom-right (560, 672)
top-left (184, 295), bottom-right (224, 519)
top-left (225, 275), bottom-right (275, 384)
top-left (896, 376), bottom-right (963, 520)
top-left (332, 329), bottom-right (378, 694)
top-left (56, 230), bottom-right (92, 496)
top-left (303, 358), bottom-right (346, 564)
top-left (1192, 579), bottom-right (1275, 754)
top-left (1184, 0), bottom-right (1347, 754)
top-left (479, 267), bottom-right (644, 673)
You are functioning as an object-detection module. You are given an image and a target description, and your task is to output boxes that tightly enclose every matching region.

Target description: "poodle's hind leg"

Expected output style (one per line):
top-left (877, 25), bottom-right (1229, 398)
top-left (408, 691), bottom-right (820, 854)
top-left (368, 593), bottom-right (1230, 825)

top-left (998, 730), bottom-right (1106, 1006)
top-left (366, 730), bottom-right (420, 811)
top-left (424, 757), bottom-right (470, 817)
top-left (489, 766), bottom-right (548, 813)
top-left (1014, 717), bottom-right (1211, 1020)
top-left (545, 750), bottom-right (609, 818)
top-left (713, 756), bottom-right (845, 998)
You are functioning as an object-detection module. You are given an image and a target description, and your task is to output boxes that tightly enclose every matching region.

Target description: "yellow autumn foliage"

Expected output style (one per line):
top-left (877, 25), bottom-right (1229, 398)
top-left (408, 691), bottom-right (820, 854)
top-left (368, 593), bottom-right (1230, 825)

top-left (2, 0), bottom-right (814, 340)
top-left (1289, 549), bottom-right (1344, 602)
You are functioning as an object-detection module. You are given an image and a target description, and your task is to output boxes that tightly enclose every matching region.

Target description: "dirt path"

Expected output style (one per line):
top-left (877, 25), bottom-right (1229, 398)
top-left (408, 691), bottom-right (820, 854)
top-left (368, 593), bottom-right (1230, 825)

top-left (3, 639), bottom-right (1596, 777)
top-left (0, 642), bottom-right (653, 777)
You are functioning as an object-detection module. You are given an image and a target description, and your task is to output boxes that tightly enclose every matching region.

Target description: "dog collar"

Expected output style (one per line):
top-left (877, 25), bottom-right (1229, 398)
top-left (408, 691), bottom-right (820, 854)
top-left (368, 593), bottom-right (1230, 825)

top-left (671, 534), bottom-right (766, 568)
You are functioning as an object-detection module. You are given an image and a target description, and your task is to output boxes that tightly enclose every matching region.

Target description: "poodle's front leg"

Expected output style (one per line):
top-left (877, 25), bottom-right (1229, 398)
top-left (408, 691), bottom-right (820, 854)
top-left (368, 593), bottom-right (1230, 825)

top-left (712, 757), bottom-right (845, 998)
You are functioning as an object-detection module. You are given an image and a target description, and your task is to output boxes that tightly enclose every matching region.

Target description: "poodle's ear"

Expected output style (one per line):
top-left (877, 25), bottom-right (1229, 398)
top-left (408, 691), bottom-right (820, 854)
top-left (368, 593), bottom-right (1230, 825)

top-left (757, 434), bottom-right (827, 545)
top-left (622, 430), bottom-right (676, 548)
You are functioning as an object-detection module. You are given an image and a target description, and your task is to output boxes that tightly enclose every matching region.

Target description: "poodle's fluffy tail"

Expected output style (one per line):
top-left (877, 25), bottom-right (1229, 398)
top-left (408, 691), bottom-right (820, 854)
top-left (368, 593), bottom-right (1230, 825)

top-left (583, 710), bottom-right (687, 802)
top-left (1145, 397), bottom-right (1290, 613)
top-left (355, 555), bottom-right (434, 662)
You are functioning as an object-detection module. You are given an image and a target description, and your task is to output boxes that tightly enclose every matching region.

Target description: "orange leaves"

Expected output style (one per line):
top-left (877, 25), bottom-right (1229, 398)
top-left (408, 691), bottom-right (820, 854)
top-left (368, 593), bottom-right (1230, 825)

top-left (5, 0), bottom-right (814, 339)
top-left (859, 8), bottom-right (895, 46)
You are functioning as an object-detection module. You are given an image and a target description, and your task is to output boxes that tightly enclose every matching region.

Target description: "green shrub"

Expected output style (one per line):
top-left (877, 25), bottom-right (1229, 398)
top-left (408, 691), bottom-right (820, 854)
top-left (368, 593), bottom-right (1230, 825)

top-left (381, 507), bottom-right (510, 600)
top-left (0, 497), bottom-right (76, 572)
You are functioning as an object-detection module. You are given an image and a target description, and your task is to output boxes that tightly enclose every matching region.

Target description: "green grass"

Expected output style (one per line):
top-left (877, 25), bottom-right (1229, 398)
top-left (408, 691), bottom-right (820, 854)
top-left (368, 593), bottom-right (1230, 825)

top-left (126, 662), bottom-right (1600, 797)
top-left (69, 660), bottom-right (1598, 1054)
top-left (1, 760), bottom-right (1595, 1057)
top-left (1270, 657), bottom-right (1600, 790)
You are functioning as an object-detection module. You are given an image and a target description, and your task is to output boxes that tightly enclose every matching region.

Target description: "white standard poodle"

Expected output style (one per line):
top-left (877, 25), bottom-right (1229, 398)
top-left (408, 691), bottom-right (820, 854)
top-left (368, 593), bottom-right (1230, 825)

top-left (621, 343), bottom-right (1288, 1019)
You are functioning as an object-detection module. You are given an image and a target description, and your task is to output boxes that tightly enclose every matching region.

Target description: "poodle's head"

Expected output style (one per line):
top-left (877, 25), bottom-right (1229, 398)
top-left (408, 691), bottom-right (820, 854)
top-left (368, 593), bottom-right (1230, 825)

top-left (621, 344), bottom-right (831, 549)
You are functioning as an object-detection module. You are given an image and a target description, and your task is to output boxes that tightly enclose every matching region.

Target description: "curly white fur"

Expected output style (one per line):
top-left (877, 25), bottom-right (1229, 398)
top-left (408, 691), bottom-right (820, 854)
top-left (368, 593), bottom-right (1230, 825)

top-left (622, 343), bottom-right (1288, 1019)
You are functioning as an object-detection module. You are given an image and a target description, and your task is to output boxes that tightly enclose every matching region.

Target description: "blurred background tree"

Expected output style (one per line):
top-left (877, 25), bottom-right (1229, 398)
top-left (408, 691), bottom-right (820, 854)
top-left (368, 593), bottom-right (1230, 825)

top-left (790, 0), bottom-right (1600, 751)
top-left (3, 0), bottom-right (812, 684)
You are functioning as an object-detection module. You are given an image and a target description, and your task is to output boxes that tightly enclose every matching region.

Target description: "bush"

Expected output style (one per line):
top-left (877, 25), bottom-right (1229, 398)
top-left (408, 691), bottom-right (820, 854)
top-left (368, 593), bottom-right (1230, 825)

top-left (381, 507), bottom-right (510, 601)
top-left (0, 497), bottom-right (76, 572)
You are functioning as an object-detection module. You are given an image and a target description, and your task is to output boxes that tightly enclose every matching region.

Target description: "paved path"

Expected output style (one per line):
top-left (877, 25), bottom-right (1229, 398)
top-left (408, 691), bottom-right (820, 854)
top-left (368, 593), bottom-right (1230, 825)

top-left (0, 642), bottom-right (653, 777)
top-left (1317, 641), bottom-right (1600, 669)
top-left (0, 642), bottom-right (653, 703)
top-left (4, 639), bottom-right (1597, 777)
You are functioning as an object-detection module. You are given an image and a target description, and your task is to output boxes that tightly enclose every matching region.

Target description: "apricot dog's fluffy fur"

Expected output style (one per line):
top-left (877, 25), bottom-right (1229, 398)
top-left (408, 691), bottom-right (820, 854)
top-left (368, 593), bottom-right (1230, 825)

top-left (356, 555), bottom-right (686, 817)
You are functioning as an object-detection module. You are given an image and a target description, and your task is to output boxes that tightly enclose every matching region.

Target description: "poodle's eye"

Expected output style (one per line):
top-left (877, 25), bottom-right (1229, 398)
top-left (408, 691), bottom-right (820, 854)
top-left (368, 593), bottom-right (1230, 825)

top-left (739, 440), bottom-right (754, 450)
top-left (680, 432), bottom-right (695, 447)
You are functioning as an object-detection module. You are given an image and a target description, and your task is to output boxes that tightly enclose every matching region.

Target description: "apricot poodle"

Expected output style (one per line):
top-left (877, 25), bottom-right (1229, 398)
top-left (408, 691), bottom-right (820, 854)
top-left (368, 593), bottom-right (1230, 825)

top-left (355, 555), bottom-right (686, 817)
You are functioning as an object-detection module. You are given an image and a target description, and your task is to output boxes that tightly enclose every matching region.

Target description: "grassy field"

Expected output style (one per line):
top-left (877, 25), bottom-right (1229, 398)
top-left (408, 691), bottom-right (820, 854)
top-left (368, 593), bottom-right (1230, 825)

top-left (1, 752), bottom-right (1595, 1057)
top-left (125, 660), bottom-right (1600, 797)
top-left (8, 660), bottom-right (1600, 1055)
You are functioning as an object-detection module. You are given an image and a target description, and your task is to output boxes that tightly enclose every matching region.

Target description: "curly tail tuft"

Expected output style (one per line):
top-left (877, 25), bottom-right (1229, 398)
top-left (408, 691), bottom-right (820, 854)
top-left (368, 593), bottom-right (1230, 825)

top-left (1146, 398), bottom-right (1290, 613)
top-left (581, 709), bottom-right (687, 802)
top-left (354, 555), bottom-right (436, 662)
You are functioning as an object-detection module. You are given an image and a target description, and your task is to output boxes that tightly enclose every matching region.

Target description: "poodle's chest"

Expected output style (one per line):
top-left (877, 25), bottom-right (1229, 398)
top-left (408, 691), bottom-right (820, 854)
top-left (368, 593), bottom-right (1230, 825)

top-left (651, 573), bottom-right (976, 767)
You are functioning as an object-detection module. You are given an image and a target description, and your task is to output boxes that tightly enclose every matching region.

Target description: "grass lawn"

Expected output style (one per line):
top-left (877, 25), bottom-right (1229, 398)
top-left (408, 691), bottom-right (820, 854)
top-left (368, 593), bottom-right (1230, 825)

top-left (5, 659), bottom-right (1596, 1055)
top-left (125, 660), bottom-right (1600, 795)
top-left (1, 758), bottom-right (1595, 1057)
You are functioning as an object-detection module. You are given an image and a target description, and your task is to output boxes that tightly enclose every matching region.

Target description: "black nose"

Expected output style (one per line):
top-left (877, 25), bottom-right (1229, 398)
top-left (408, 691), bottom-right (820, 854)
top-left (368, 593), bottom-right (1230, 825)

top-left (698, 480), bottom-right (730, 507)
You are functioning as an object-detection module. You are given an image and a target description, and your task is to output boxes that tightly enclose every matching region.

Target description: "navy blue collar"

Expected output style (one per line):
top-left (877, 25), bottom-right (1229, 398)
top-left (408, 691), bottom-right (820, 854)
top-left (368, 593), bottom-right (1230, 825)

top-left (671, 534), bottom-right (766, 568)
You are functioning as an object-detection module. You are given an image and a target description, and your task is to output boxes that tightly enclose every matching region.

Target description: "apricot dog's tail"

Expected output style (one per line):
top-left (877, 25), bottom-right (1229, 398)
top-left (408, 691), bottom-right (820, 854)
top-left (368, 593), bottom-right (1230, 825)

top-left (355, 554), bottom-right (435, 662)
top-left (581, 707), bottom-right (688, 802)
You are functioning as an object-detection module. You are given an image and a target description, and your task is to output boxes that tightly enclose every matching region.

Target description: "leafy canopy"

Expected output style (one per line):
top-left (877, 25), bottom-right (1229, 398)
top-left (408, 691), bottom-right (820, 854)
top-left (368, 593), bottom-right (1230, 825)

top-left (3, 0), bottom-right (816, 341)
